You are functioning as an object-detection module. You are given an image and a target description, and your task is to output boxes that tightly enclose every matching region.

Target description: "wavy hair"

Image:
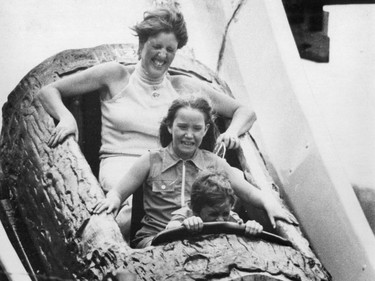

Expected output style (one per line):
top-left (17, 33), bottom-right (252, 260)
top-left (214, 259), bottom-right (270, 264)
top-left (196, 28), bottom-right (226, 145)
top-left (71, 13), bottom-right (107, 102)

top-left (190, 170), bottom-right (235, 215)
top-left (132, 7), bottom-right (188, 54)
top-left (159, 95), bottom-right (218, 152)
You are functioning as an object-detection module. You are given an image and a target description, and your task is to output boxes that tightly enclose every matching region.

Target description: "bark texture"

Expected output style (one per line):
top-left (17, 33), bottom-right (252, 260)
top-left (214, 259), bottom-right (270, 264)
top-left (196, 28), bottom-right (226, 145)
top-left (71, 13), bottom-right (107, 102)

top-left (0, 44), bottom-right (330, 280)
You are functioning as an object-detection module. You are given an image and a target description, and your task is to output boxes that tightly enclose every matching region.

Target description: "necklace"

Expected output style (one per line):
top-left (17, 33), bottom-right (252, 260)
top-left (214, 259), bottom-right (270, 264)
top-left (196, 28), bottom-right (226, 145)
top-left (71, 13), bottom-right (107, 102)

top-left (152, 85), bottom-right (161, 98)
top-left (136, 62), bottom-right (165, 98)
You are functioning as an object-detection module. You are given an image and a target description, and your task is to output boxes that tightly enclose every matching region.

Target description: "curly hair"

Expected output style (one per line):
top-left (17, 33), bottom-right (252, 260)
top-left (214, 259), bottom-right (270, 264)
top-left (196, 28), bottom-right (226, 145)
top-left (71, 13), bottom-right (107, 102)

top-left (190, 170), bottom-right (236, 215)
top-left (132, 7), bottom-right (188, 53)
top-left (159, 95), bottom-right (218, 152)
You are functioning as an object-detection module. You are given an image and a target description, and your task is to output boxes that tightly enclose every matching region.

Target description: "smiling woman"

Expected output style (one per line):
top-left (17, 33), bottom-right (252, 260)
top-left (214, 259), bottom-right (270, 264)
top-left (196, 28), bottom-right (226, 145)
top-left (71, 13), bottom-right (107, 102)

top-left (140, 32), bottom-right (178, 79)
top-left (36, 6), bottom-right (256, 242)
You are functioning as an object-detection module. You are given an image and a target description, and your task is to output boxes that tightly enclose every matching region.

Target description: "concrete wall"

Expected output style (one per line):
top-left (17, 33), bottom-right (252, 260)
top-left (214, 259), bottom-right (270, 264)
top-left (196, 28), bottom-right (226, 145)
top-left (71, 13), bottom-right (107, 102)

top-left (212, 0), bottom-right (375, 280)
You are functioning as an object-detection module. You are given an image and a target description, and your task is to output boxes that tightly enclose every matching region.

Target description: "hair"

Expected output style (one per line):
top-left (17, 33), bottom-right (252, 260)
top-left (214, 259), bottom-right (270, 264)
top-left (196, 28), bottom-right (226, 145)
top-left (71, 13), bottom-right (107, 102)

top-left (132, 7), bottom-right (188, 53)
top-left (159, 95), bottom-right (218, 152)
top-left (190, 170), bottom-right (236, 215)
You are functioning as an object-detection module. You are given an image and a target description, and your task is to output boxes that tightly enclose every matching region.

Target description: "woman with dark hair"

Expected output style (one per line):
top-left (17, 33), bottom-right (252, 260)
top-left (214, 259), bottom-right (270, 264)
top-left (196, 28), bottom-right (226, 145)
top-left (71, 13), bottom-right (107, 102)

top-left (37, 8), bottom-right (190, 192)
top-left (93, 95), bottom-right (292, 248)
top-left (37, 7), bottom-right (256, 239)
top-left (37, 7), bottom-right (255, 192)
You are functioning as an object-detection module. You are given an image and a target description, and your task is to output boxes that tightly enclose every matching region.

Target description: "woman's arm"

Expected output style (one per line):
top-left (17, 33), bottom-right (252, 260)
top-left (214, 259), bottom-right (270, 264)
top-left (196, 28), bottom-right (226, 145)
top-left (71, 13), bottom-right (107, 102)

top-left (171, 76), bottom-right (256, 149)
top-left (93, 152), bottom-right (151, 215)
top-left (205, 86), bottom-right (256, 149)
top-left (37, 62), bottom-right (129, 146)
top-left (223, 162), bottom-right (295, 228)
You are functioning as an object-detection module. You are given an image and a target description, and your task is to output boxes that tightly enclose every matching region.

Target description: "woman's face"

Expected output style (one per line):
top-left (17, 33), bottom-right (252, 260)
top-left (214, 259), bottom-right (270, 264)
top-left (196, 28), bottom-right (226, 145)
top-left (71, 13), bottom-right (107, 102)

top-left (140, 32), bottom-right (178, 79)
top-left (168, 107), bottom-right (209, 160)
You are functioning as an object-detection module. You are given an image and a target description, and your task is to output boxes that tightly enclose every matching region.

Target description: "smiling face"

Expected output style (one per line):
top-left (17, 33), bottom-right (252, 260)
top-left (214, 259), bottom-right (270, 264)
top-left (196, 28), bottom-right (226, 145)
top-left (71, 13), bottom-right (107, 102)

top-left (198, 200), bottom-right (232, 222)
top-left (140, 32), bottom-right (178, 79)
top-left (168, 107), bottom-right (209, 160)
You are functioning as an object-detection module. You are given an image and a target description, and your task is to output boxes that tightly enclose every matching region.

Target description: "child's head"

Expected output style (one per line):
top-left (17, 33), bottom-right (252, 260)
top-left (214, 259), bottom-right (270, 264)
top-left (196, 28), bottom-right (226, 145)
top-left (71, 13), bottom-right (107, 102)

top-left (159, 95), bottom-right (218, 158)
top-left (190, 170), bottom-right (236, 222)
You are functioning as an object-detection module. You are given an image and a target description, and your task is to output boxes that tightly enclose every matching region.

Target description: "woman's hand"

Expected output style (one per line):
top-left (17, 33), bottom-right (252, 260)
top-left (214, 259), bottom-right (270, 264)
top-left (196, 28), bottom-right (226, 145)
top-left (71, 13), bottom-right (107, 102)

top-left (243, 220), bottom-right (263, 236)
top-left (48, 113), bottom-right (79, 147)
top-left (264, 198), bottom-right (298, 228)
top-left (182, 216), bottom-right (204, 233)
top-left (216, 132), bottom-right (240, 150)
top-left (93, 195), bottom-right (121, 215)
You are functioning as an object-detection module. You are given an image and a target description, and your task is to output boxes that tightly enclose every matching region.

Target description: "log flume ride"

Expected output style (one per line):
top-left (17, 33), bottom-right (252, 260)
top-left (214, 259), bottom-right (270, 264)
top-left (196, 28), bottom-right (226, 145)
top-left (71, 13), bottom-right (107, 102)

top-left (0, 44), bottom-right (331, 281)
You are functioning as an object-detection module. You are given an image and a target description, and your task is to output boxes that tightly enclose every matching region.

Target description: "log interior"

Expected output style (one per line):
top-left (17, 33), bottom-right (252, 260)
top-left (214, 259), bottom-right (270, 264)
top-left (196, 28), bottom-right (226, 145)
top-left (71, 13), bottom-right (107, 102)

top-left (0, 44), bottom-right (331, 280)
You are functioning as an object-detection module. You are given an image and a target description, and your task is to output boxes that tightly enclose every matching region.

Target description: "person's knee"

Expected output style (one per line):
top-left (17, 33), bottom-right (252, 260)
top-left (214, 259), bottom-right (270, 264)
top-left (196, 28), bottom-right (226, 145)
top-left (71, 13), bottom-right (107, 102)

top-left (135, 237), bottom-right (153, 248)
top-left (115, 204), bottom-right (133, 242)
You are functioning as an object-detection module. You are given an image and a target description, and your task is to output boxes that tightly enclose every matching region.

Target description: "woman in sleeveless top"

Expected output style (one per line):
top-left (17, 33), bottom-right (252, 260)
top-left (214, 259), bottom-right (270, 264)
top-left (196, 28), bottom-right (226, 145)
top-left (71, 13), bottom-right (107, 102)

top-left (37, 7), bottom-right (257, 240)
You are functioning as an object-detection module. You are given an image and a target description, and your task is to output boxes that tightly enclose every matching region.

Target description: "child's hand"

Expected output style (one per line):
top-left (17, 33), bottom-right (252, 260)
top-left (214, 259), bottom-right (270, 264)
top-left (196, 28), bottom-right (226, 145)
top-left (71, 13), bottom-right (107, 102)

top-left (182, 216), bottom-right (203, 233)
top-left (231, 212), bottom-right (244, 224)
top-left (93, 195), bottom-right (121, 215)
top-left (244, 220), bottom-right (263, 235)
top-left (165, 220), bottom-right (182, 230)
top-left (235, 218), bottom-right (244, 224)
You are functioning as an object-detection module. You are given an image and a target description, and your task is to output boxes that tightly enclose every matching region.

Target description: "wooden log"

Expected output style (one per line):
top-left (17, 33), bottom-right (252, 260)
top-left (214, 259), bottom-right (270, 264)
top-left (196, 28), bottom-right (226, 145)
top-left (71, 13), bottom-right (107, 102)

top-left (237, 133), bottom-right (315, 257)
top-left (0, 44), bottom-right (330, 280)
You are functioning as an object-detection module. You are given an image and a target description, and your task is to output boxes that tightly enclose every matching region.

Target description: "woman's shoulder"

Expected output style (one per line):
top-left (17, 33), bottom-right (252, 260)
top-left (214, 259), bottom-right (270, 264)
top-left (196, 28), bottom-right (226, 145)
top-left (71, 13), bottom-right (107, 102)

top-left (149, 147), bottom-right (165, 158)
top-left (199, 149), bottom-right (227, 166)
top-left (170, 75), bottom-right (202, 92)
top-left (96, 61), bottom-right (132, 81)
top-left (196, 150), bottom-right (230, 177)
top-left (96, 62), bottom-right (133, 99)
top-left (170, 75), bottom-right (216, 98)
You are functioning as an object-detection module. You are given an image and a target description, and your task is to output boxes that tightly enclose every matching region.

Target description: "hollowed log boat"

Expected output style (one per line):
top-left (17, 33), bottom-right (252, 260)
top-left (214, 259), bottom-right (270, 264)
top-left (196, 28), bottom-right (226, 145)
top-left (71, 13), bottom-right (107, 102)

top-left (0, 43), bottom-right (331, 281)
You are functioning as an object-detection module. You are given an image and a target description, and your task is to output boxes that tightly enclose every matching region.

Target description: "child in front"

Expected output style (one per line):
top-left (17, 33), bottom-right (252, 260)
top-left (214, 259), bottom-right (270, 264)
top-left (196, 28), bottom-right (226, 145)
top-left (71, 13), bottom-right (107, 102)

top-left (166, 170), bottom-right (263, 235)
top-left (94, 95), bottom-right (293, 248)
